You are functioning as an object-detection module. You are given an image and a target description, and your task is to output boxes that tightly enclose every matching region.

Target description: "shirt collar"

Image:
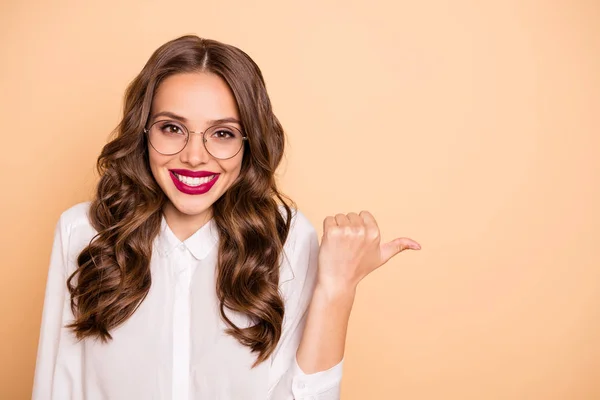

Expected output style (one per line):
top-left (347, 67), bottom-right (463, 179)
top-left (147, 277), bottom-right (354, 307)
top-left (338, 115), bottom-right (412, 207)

top-left (154, 212), bottom-right (295, 284)
top-left (156, 216), bottom-right (219, 261)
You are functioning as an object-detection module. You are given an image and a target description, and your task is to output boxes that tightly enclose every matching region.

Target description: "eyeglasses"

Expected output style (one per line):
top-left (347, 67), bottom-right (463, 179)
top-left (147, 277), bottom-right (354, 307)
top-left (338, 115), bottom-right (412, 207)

top-left (144, 119), bottom-right (248, 159)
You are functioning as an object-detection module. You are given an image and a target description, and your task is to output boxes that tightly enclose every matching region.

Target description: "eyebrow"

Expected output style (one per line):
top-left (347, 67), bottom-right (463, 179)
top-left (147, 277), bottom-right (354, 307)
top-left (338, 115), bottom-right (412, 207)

top-left (151, 111), bottom-right (241, 126)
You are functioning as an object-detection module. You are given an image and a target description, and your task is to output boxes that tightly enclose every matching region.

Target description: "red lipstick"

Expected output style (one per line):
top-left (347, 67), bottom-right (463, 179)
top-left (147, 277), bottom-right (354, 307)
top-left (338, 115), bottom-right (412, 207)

top-left (169, 169), bottom-right (220, 195)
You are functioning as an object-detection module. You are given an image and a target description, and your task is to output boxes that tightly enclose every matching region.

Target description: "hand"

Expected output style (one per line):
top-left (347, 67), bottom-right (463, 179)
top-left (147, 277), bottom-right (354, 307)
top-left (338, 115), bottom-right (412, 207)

top-left (317, 211), bottom-right (421, 292)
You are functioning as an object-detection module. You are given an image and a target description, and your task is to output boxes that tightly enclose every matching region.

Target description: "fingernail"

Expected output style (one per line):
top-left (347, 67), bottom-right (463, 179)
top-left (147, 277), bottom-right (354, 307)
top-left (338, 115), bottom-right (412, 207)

top-left (410, 243), bottom-right (421, 250)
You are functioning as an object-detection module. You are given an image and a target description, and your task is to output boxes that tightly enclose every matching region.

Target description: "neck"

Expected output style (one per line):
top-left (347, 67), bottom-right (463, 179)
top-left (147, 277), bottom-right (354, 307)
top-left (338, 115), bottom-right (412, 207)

top-left (162, 202), bottom-right (213, 242)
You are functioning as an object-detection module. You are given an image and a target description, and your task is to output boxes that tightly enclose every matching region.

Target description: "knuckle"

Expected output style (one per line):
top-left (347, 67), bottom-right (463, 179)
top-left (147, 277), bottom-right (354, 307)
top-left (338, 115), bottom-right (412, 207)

top-left (367, 228), bottom-right (380, 240)
top-left (327, 227), bottom-right (342, 238)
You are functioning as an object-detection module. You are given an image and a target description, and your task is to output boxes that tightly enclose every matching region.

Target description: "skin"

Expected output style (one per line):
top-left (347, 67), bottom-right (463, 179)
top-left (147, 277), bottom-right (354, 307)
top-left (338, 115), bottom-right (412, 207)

top-left (147, 71), bottom-right (421, 376)
top-left (296, 212), bottom-right (420, 373)
top-left (148, 72), bottom-right (244, 240)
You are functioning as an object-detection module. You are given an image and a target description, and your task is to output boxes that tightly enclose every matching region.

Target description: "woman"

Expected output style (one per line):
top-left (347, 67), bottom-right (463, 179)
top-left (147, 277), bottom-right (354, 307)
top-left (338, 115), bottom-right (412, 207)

top-left (33, 35), bottom-right (420, 400)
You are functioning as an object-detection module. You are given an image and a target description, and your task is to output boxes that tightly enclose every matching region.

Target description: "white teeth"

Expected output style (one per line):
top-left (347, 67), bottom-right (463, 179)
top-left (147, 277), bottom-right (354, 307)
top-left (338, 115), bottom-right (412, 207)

top-left (174, 173), bottom-right (216, 187)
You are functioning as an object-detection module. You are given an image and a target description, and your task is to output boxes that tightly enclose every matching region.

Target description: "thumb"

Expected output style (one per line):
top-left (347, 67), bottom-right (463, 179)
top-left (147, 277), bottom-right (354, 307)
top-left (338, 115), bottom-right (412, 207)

top-left (380, 237), bottom-right (421, 264)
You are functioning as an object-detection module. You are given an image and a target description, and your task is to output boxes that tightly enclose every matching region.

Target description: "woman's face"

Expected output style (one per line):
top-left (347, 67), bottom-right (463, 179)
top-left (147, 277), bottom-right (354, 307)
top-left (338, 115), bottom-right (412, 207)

top-left (148, 72), bottom-right (244, 223)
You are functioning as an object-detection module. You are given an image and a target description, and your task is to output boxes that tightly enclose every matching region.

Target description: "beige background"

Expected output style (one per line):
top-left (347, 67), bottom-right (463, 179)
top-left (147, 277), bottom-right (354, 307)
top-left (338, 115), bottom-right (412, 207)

top-left (1, 0), bottom-right (599, 399)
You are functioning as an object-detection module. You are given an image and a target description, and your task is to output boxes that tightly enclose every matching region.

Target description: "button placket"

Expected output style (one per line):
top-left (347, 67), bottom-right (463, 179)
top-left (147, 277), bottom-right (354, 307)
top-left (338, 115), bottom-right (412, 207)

top-left (171, 245), bottom-right (192, 400)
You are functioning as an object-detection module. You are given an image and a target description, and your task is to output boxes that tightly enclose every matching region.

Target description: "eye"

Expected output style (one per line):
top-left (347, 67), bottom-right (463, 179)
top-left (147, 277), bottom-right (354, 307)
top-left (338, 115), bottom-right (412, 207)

top-left (158, 121), bottom-right (185, 136)
top-left (211, 128), bottom-right (236, 139)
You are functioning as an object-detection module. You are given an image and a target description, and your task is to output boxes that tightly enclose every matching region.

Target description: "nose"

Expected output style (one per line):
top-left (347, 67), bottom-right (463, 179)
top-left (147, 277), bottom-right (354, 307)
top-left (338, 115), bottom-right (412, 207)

top-left (179, 133), bottom-right (210, 167)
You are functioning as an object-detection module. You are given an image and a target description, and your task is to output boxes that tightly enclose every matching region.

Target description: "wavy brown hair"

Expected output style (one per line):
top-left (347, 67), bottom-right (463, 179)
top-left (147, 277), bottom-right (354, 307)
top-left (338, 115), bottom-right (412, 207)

top-left (66, 35), bottom-right (294, 365)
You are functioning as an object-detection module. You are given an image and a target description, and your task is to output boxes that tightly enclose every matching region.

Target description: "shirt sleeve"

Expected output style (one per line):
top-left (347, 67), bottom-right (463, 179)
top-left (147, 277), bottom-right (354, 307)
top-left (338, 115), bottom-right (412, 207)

top-left (32, 214), bottom-right (79, 400)
top-left (267, 210), bottom-right (343, 400)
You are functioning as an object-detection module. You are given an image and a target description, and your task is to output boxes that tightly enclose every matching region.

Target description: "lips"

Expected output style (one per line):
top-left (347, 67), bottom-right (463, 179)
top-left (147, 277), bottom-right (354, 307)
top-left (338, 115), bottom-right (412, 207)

top-left (169, 169), bottom-right (220, 195)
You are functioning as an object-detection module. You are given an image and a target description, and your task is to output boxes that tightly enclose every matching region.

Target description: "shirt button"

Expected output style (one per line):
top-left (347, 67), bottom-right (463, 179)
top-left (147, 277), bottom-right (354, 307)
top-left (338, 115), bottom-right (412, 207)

top-left (297, 382), bottom-right (306, 389)
top-left (178, 244), bottom-right (185, 251)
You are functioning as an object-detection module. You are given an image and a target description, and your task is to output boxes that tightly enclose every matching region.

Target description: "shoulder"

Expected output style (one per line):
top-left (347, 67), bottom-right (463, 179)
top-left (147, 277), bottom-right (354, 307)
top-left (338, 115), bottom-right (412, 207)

top-left (58, 201), bottom-right (92, 229)
top-left (57, 201), bottom-right (95, 239)
top-left (56, 202), bottom-right (97, 263)
top-left (278, 205), bottom-right (320, 287)
top-left (279, 205), bottom-right (318, 249)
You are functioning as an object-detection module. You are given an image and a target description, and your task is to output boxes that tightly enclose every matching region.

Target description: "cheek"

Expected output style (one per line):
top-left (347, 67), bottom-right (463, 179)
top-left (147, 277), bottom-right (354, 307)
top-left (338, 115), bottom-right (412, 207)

top-left (148, 149), bottom-right (173, 180)
top-left (148, 151), bottom-right (160, 178)
top-left (223, 153), bottom-right (244, 179)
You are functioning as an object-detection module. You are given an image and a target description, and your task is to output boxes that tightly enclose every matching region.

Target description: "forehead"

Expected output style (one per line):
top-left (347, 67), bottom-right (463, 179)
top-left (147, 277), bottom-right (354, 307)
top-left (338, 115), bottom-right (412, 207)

top-left (151, 72), bottom-right (239, 122)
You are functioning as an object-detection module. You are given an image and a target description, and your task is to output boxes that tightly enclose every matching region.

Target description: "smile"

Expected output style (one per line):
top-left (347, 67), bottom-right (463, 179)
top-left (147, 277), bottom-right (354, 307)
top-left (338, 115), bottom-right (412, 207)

top-left (173, 173), bottom-right (216, 187)
top-left (168, 169), bottom-right (220, 195)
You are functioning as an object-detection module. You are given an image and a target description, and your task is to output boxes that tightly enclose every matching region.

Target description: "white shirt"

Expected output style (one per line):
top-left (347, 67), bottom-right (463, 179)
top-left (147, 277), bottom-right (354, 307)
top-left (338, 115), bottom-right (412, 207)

top-left (33, 202), bottom-right (343, 400)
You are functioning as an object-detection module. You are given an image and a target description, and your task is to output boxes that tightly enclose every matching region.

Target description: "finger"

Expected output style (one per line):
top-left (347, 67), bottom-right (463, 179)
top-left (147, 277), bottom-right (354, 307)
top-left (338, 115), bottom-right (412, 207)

top-left (381, 237), bottom-right (421, 263)
top-left (359, 210), bottom-right (380, 239)
top-left (347, 212), bottom-right (363, 228)
top-left (334, 213), bottom-right (350, 226)
top-left (323, 216), bottom-right (336, 233)
top-left (359, 210), bottom-right (379, 231)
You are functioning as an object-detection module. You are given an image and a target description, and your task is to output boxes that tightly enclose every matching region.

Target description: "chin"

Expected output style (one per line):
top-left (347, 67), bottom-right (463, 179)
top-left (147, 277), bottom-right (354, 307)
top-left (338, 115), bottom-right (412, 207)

top-left (169, 197), bottom-right (213, 217)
